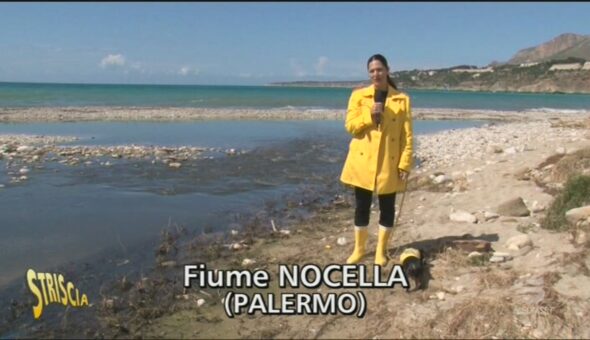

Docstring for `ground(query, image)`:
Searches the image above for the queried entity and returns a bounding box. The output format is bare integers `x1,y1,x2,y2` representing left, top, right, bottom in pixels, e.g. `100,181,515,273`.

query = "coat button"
391,118,396,122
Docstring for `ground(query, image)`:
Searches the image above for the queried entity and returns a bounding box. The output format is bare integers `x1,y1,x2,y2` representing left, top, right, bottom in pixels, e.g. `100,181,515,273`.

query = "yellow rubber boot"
375,225,392,266
346,227,368,264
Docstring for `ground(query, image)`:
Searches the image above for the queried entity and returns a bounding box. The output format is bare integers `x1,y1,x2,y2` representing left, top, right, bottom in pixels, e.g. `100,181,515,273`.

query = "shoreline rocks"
565,206,590,226
0,134,251,186
495,197,531,217
505,234,533,250
0,106,588,123
449,210,478,223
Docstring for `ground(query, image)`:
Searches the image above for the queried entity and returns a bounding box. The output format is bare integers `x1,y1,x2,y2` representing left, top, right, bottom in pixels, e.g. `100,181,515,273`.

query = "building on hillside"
549,63,582,71
452,67,494,73
582,61,590,70
519,62,539,67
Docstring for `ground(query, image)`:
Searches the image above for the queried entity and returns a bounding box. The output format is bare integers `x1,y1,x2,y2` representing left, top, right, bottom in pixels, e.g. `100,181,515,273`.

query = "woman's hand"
398,169,409,182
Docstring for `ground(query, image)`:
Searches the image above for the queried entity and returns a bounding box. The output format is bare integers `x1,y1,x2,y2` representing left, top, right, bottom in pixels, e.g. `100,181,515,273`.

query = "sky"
1,2,589,85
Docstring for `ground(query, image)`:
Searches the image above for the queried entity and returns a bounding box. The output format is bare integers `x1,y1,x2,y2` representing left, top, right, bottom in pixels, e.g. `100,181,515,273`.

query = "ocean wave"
414,107,518,115
524,107,589,114
415,107,590,116
275,105,335,111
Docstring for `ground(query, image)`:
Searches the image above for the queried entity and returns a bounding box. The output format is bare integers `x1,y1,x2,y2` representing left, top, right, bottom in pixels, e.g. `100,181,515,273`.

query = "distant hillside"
270,33,590,94
392,60,590,94
269,81,368,88
271,59,590,94
507,33,590,64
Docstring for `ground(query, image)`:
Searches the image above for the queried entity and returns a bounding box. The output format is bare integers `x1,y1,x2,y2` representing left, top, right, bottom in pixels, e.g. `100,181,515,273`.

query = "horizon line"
0,80,281,87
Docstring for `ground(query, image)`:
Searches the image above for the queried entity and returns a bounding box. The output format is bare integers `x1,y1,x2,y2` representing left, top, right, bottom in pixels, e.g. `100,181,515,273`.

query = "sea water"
1,81,588,296
2,82,590,112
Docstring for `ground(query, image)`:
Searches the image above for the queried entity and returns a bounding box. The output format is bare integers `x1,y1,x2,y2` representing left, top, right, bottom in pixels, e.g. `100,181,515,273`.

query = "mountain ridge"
507,33,590,64
270,33,590,94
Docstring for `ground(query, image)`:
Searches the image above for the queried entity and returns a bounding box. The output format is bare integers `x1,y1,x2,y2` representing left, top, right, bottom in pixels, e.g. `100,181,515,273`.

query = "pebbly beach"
1,105,588,123
1,104,590,338
126,112,590,339
3,3,590,337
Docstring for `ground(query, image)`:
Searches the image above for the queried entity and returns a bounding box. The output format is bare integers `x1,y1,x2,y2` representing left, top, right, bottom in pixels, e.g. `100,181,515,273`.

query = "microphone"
373,90,388,127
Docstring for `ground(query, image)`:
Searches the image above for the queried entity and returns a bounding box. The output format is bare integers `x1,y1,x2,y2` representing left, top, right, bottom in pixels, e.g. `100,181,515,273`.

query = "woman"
340,54,413,266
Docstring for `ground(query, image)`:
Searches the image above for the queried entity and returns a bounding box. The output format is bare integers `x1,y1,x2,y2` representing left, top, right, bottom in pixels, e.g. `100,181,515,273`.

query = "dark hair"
367,54,398,90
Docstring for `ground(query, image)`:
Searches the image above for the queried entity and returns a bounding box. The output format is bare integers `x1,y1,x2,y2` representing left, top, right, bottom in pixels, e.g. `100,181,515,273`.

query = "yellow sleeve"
398,96,413,172
344,90,373,136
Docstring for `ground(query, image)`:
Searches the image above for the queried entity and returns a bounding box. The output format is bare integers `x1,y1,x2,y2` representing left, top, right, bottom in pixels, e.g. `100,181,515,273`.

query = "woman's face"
368,60,389,88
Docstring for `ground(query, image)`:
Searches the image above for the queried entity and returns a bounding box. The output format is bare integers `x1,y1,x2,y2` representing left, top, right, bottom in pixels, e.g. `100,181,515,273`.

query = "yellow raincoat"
340,84,413,194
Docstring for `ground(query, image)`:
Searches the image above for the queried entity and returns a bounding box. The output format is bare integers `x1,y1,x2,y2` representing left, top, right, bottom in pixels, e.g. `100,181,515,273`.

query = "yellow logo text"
26,269,89,319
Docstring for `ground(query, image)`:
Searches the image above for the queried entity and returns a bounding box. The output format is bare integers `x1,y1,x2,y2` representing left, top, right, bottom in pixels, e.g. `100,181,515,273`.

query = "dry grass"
510,299,577,338
520,270,590,338
418,270,575,338
537,153,566,170
476,269,518,289
436,247,472,268
558,248,590,276
550,147,590,183
437,297,525,338
433,246,493,269
408,175,454,193
539,272,566,319
386,267,587,339
542,175,590,231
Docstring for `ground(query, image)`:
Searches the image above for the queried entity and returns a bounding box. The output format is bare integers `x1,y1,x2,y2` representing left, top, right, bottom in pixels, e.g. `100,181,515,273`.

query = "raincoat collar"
358,84,400,98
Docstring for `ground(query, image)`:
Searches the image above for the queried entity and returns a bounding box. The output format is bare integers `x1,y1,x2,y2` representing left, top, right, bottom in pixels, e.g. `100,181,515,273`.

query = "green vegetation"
542,175,590,231
270,58,590,93
271,34,590,93
391,58,589,93
468,252,491,266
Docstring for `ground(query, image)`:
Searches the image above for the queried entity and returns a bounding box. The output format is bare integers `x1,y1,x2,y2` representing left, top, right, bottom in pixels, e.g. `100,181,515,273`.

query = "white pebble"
242,258,256,267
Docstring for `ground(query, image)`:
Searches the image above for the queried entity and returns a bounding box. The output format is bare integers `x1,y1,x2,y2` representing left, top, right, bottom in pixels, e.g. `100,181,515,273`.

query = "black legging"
354,187,396,228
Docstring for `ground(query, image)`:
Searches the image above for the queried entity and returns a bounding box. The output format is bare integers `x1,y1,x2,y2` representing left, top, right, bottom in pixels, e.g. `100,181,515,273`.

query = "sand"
97,113,590,338
2,109,590,338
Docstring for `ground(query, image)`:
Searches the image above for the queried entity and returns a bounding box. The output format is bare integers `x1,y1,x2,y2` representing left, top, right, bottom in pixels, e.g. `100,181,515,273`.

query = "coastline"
1,106,588,123
3,112,590,338
268,84,590,95
128,115,590,339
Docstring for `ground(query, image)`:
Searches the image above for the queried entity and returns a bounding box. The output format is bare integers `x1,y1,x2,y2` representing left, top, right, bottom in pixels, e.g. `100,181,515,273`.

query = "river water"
0,119,485,293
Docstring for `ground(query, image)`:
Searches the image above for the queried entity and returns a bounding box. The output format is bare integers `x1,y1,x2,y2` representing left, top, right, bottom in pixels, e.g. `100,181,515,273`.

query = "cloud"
178,66,200,76
179,66,190,76
289,57,330,78
314,56,329,76
100,54,126,68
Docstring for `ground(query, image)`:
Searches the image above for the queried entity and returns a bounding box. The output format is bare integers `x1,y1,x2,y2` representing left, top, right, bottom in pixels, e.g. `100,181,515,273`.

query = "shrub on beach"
550,147,590,183
542,175,590,231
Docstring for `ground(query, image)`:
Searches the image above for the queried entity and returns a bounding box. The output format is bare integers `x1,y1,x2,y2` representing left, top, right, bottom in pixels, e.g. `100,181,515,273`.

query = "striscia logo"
26,269,89,319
